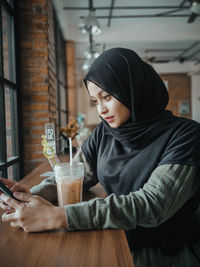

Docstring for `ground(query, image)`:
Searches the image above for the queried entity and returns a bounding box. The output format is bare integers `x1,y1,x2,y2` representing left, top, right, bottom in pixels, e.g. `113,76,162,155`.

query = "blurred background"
0,0,200,178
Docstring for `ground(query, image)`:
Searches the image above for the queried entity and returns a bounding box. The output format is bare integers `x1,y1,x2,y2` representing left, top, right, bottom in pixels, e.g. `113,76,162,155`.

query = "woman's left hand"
0,192,67,232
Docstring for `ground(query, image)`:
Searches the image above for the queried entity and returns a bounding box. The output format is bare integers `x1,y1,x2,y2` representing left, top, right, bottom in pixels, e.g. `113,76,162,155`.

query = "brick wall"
161,73,191,118
17,0,57,175
47,0,57,125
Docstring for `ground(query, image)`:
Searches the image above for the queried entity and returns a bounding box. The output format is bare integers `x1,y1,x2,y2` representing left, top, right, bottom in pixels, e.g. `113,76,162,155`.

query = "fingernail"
1,194,6,200
13,192,20,197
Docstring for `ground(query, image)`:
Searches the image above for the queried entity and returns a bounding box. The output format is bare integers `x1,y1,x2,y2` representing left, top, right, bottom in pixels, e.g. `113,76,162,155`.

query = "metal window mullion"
3,78,17,88
2,0,14,15
14,0,23,179
10,88,18,156
0,85,7,164
0,156,20,169
0,4,7,176
54,14,61,151
9,3,18,157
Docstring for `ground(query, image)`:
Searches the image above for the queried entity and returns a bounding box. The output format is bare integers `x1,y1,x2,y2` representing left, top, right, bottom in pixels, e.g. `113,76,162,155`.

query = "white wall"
191,74,200,123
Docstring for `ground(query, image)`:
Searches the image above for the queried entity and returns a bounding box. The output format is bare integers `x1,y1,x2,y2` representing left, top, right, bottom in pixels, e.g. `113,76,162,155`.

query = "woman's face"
87,81,131,128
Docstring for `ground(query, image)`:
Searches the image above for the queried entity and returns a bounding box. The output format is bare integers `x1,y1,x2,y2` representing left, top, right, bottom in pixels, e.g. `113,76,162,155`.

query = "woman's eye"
103,94,111,100
91,99,98,105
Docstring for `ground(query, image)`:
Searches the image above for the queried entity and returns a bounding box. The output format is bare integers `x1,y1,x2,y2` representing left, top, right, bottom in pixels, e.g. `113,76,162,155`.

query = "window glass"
0,84,6,164
60,111,67,127
5,85,19,160
0,168,7,178
0,170,4,177
7,164,13,178
2,6,16,82
60,85,67,111
0,1,21,180
0,15,2,76
6,0,14,8
7,162,20,180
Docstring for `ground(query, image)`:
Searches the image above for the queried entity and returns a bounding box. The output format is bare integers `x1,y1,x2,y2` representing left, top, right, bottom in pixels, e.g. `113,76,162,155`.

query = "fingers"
2,210,17,223
0,177,16,189
10,183,30,194
0,199,12,211
10,221,18,228
2,208,26,231
13,192,34,203
0,194,21,209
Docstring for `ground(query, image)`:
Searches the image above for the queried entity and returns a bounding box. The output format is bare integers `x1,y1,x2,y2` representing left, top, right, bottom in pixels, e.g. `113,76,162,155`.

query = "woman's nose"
98,103,107,114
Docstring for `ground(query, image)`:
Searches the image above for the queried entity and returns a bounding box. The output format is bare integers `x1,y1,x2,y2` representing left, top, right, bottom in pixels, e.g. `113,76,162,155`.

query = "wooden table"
0,158,134,267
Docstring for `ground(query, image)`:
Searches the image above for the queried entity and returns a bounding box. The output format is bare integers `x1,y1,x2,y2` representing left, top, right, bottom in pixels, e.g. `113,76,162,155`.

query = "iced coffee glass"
54,162,84,207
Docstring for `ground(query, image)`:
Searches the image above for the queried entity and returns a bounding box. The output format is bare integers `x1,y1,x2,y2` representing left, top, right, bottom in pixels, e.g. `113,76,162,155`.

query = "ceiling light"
82,50,100,71
82,58,94,70
79,10,101,35
84,46,100,59
191,1,200,14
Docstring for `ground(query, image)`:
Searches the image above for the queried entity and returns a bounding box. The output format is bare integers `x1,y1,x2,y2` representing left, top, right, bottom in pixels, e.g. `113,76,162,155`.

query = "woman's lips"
104,116,114,123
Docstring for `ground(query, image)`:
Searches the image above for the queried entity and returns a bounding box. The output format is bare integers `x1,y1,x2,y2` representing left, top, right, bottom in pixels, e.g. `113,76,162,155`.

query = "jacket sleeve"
65,164,200,231
30,174,58,204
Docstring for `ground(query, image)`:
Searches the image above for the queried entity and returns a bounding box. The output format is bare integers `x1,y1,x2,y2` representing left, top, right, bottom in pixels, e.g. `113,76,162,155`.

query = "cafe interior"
0,0,200,266
0,0,200,179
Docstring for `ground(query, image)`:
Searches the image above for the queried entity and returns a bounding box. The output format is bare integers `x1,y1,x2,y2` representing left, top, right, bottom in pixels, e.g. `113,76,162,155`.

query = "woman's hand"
1,192,67,232
0,177,29,194
0,177,30,211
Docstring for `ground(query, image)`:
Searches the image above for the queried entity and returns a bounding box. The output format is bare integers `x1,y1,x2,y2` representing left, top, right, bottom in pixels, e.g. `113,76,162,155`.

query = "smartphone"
0,180,21,202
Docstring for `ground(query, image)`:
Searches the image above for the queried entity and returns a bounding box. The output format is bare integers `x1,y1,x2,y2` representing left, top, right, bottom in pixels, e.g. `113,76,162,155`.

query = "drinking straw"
72,148,81,162
75,135,83,147
69,137,73,166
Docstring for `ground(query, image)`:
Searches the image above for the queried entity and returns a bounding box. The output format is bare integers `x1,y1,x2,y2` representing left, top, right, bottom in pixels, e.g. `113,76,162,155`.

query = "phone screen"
0,181,21,202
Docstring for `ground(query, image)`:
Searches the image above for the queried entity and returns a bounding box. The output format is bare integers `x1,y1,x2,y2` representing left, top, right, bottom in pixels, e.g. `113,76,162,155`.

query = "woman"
1,48,200,266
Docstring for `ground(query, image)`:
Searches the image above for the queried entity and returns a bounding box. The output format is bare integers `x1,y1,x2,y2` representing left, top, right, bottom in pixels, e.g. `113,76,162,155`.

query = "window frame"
0,0,23,180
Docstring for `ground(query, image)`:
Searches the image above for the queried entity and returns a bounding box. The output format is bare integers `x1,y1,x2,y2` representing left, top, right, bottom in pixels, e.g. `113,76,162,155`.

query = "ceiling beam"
107,0,115,27
155,8,185,16
80,14,196,19
175,41,200,60
145,49,184,53
63,6,189,11
179,0,188,7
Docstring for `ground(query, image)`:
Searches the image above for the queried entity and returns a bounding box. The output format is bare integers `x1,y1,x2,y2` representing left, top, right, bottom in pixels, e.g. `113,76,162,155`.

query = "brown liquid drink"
54,162,84,207
57,178,83,206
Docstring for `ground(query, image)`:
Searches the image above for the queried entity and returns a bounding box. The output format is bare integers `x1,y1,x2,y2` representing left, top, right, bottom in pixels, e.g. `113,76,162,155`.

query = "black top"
82,47,200,255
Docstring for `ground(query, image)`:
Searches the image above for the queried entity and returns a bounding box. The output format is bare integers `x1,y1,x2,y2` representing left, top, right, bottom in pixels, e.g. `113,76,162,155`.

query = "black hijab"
83,47,200,171
82,47,200,254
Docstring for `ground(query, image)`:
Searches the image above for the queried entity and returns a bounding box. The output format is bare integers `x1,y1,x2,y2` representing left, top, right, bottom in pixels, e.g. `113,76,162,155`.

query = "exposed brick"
24,151,43,160
17,0,67,176
31,50,48,58
34,40,47,49
20,41,33,49
23,103,49,111
31,76,44,84
23,111,49,119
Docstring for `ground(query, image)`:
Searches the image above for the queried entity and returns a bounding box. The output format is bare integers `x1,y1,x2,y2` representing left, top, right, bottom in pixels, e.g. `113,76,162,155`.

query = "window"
54,13,68,152
0,0,22,180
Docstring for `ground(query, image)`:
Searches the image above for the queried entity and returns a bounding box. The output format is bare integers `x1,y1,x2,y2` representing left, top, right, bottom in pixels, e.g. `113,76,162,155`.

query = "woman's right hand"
0,177,30,211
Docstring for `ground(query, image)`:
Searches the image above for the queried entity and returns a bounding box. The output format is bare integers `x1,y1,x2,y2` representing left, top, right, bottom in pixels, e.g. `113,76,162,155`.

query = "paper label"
45,123,56,156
